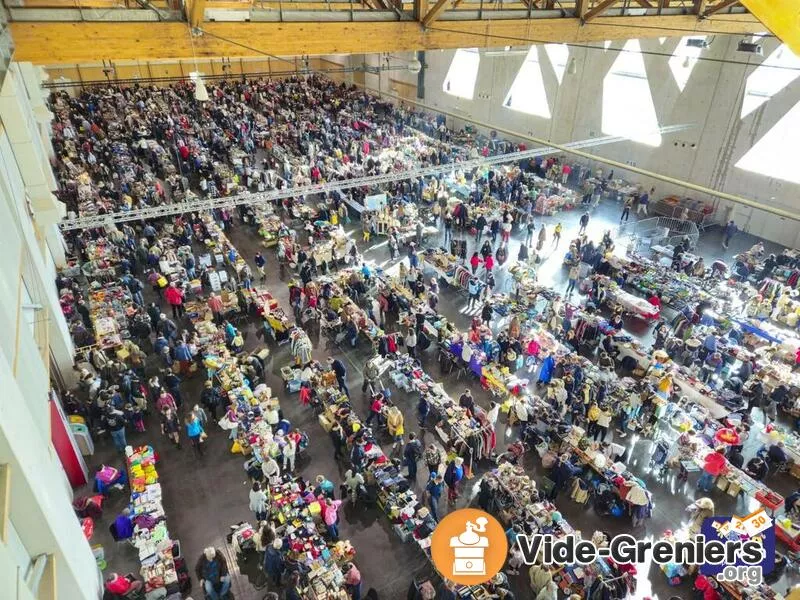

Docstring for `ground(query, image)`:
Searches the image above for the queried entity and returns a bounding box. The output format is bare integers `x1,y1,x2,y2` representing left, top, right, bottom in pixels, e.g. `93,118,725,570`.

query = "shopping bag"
230,440,243,454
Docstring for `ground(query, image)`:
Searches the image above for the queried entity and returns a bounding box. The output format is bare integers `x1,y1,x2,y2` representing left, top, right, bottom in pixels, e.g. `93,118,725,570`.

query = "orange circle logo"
430,508,509,585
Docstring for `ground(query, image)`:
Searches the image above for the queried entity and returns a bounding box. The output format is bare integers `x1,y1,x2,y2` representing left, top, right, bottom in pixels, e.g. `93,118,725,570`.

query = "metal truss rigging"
59,124,691,231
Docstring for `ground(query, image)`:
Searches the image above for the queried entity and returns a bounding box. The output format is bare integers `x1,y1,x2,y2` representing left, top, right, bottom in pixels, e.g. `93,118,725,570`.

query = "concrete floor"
81,196,798,600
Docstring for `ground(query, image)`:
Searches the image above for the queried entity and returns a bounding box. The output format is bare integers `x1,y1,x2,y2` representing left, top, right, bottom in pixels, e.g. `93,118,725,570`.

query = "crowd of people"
49,72,800,600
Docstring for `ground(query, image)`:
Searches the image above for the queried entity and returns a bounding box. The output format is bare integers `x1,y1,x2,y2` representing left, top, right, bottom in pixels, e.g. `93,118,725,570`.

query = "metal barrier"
653,200,718,232
625,216,699,255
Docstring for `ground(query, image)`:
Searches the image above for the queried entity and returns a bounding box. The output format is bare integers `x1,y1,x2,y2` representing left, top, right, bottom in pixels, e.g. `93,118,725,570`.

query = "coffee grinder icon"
450,517,490,576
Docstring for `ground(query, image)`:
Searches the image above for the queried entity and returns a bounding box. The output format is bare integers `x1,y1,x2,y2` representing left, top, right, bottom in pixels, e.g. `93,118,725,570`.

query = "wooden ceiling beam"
583,0,619,22
9,15,765,64
420,0,450,27
702,0,740,17
187,0,206,28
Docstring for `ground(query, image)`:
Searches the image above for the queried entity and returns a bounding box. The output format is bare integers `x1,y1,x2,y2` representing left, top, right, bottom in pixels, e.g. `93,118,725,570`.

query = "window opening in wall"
668,36,706,92
602,39,662,147
503,46,551,118
442,48,480,100
741,44,800,118
736,98,800,184
544,44,569,85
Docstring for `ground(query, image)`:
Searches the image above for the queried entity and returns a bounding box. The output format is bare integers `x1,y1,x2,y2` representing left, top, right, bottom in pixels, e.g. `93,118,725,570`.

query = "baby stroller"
320,314,343,350
496,440,529,465
649,439,671,477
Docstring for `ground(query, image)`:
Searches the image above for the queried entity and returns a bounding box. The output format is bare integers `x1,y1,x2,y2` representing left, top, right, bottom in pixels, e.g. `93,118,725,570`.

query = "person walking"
424,443,443,478
525,216,535,246
343,563,362,600
501,220,512,246
405,328,417,359
283,436,297,473
444,457,464,504
323,497,343,540
263,539,285,587
103,406,128,452
254,252,266,281
328,357,350,397
637,189,650,215
386,406,405,451
249,482,268,521
537,225,547,252
403,432,422,482
164,283,185,319
196,548,231,600
161,407,181,448
620,196,632,222
552,223,562,248
467,277,481,310
722,220,738,249
578,212,589,235
425,475,445,521
698,447,727,492
185,413,205,456
566,264,580,296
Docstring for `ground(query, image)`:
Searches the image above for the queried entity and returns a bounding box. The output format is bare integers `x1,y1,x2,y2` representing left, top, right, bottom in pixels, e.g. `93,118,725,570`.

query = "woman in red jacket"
698,448,727,492
469,252,483,274
164,283,185,319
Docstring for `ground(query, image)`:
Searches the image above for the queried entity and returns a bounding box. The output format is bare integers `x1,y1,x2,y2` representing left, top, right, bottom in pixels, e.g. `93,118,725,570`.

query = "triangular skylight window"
602,39,662,147
736,98,800,184
741,44,800,118
442,48,480,100
503,46,551,118
545,44,569,85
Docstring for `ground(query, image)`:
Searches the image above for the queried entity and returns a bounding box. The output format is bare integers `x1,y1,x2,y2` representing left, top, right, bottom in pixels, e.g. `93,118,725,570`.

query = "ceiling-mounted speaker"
737,41,763,55
686,38,710,48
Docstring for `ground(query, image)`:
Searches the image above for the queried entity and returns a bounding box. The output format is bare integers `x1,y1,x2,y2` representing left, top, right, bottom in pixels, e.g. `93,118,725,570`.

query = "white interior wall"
386,39,800,247
0,63,98,600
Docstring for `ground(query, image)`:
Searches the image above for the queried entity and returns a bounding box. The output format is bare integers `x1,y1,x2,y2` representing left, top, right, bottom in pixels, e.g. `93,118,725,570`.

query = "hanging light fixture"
190,71,209,102
407,59,422,74
568,57,577,75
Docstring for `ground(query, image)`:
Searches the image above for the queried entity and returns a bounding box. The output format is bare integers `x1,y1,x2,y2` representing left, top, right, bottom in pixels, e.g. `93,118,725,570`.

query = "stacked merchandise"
664,407,784,512
595,276,659,320
422,248,460,282
127,445,189,597
298,371,451,583
311,228,349,266
257,210,287,247
389,354,497,463
485,464,634,597
88,283,134,349
325,270,383,345
267,479,355,600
